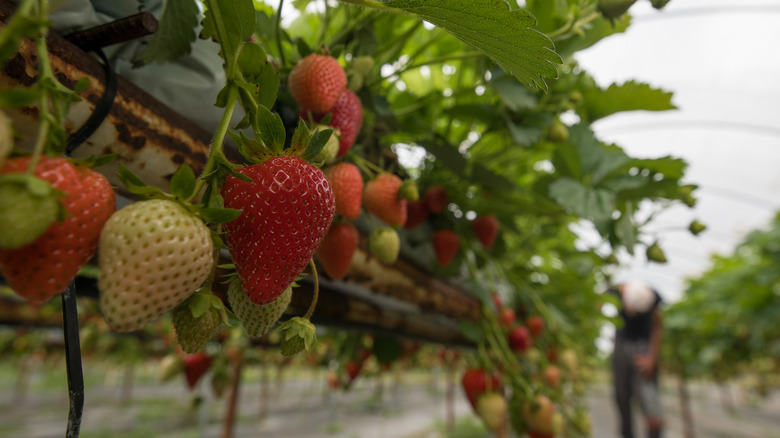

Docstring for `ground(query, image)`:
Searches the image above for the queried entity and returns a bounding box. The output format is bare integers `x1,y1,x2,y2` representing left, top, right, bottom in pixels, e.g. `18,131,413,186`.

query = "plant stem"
275,0,286,66
337,0,415,18
190,85,238,201
385,52,483,81
304,258,319,320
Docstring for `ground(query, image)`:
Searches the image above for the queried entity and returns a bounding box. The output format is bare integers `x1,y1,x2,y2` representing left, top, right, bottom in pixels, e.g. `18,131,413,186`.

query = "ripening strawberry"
0,156,115,303
317,89,363,157
316,222,359,280
508,326,533,352
432,230,459,267
404,200,428,229
323,162,362,220
476,392,508,432
289,54,347,113
363,173,407,227
527,315,545,338
228,278,292,338
461,368,502,409
423,186,449,214
221,156,335,304
98,199,214,332
471,215,499,249
183,352,212,390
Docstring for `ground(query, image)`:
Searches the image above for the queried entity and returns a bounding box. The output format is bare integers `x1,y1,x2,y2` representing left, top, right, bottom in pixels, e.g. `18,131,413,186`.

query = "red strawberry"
0,156,115,303
500,307,516,328
432,230,459,267
183,352,212,389
423,186,448,213
222,156,335,304
306,90,363,157
346,360,362,382
323,162,362,220
362,173,407,227
546,346,558,363
461,368,502,408
99,199,214,332
527,315,545,338
508,326,533,352
404,200,428,229
289,54,347,113
316,222,358,280
471,215,499,249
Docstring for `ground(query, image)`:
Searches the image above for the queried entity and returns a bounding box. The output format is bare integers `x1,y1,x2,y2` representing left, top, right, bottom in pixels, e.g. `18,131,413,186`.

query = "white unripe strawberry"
98,199,213,332
228,279,291,338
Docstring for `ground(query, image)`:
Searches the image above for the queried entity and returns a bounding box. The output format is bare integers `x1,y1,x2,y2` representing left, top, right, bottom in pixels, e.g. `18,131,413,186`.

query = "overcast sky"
576,0,780,302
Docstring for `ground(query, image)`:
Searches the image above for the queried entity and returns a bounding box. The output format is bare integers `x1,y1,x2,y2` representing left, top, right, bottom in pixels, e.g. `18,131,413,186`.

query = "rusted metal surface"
0,1,213,194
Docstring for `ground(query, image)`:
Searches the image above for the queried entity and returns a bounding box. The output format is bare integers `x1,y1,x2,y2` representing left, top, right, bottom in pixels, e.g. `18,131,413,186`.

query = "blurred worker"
609,280,664,438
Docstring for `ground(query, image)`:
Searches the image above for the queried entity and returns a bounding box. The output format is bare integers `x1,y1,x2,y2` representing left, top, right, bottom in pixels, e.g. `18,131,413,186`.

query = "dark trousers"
612,337,662,438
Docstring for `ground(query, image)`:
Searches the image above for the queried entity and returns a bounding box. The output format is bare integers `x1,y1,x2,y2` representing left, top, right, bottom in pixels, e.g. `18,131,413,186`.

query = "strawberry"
508,326,533,353
368,227,400,265
527,315,545,338
306,89,363,157
227,278,292,337
471,215,499,249
171,291,226,353
500,307,516,328
546,346,558,363
423,186,448,213
432,230,459,267
404,200,428,229
210,366,231,398
543,365,561,389
0,156,115,303
289,54,347,113
362,173,407,227
159,354,184,382
323,162,362,220
98,199,213,332
316,222,358,279
346,360,362,382
522,395,556,435
183,352,212,390
221,156,335,305
476,392,508,432
461,368,502,408
598,0,637,19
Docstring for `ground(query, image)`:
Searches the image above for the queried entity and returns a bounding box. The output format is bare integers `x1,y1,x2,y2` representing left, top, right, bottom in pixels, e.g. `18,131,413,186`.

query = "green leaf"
568,124,629,185
456,320,484,343
170,164,196,200
380,0,561,89
199,207,243,224
629,156,687,180
68,154,118,169
117,164,166,199
300,127,333,162
548,177,614,224
201,0,257,77
133,0,199,66
579,81,676,122
491,75,538,111
506,120,541,147
0,88,41,108
615,211,636,254
253,105,286,154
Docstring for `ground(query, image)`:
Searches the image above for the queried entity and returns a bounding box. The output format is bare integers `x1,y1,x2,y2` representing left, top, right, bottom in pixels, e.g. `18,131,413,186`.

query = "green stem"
326,8,374,47
275,0,286,66
349,153,384,178
304,259,319,320
190,84,238,201
385,52,483,80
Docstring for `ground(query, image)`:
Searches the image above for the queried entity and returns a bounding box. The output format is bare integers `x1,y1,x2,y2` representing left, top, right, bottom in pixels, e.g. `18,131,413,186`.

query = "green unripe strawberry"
476,392,508,432
547,122,569,143
228,279,292,338
398,180,419,202
688,220,706,236
650,0,671,9
0,174,61,249
646,242,667,263
369,227,400,265
172,291,227,353
210,365,231,398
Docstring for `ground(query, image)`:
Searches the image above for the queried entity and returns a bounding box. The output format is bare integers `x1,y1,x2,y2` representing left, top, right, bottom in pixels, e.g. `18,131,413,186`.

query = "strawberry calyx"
274,258,320,357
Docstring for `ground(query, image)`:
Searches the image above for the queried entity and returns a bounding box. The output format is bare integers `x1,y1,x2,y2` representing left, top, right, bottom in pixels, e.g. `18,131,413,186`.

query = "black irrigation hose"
65,48,117,156
61,282,84,438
